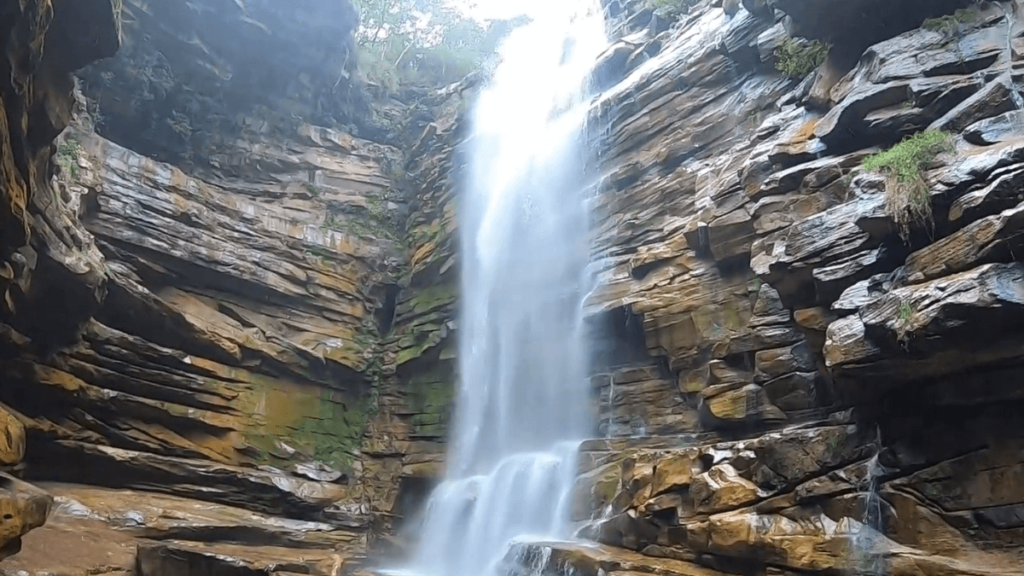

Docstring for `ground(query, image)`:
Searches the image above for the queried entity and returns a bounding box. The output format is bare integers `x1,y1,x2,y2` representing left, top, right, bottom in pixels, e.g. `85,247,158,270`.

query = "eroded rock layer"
0,0,461,571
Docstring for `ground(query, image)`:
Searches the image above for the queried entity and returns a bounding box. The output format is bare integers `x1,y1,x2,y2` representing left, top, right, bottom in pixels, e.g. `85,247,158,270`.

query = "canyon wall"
0,0,462,572
559,0,1024,575
3,0,1024,574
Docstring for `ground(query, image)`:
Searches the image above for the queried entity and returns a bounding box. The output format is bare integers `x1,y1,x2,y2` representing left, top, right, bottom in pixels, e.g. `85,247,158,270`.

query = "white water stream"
402,5,607,576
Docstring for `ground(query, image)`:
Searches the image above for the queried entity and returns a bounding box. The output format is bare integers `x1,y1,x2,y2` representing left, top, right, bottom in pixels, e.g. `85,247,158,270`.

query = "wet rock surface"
76,0,371,165
0,0,457,569
0,484,356,575
563,0,1024,573
0,0,120,559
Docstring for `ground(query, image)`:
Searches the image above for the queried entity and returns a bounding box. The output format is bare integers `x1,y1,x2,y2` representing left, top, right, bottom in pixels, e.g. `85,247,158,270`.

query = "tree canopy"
352,0,526,91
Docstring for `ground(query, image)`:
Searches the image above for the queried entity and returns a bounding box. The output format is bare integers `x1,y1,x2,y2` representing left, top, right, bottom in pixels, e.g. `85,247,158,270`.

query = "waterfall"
403,5,608,576
849,428,889,576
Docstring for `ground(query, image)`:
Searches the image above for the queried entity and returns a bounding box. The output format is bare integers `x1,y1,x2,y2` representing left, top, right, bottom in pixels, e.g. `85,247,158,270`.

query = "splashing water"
403,5,608,576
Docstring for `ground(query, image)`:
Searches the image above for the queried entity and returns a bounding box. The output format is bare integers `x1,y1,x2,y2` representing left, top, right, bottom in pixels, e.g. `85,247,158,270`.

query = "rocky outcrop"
551,0,1024,574
3,484,355,576
0,0,464,570
360,81,471,545
0,0,120,559
76,0,371,166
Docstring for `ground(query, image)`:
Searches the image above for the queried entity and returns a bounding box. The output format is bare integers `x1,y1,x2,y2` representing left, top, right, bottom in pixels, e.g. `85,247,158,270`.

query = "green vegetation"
774,38,829,78
861,130,954,237
238,372,376,474
352,0,525,91
406,369,454,438
897,301,914,324
896,300,916,342
303,182,321,197
922,7,979,34
646,0,691,18
320,192,402,241
55,138,82,181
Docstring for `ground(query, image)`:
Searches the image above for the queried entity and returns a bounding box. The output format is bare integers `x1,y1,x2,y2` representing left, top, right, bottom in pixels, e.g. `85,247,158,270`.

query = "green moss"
405,370,454,438
401,284,457,316
396,335,441,365
320,192,403,243
775,38,829,78
304,182,321,197
861,130,954,237
56,138,82,181
645,0,691,18
290,392,374,471
239,372,375,474
922,7,978,34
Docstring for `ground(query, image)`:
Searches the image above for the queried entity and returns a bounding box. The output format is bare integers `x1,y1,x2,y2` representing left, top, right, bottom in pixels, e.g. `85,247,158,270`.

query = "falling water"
606,373,616,438
405,5,607,576
849,429,889,576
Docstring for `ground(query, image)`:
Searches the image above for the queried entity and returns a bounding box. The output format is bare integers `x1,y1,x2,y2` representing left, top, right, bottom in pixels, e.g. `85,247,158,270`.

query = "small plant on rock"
861,130,954,238
775,38,829,78
646,0,691,19
895,300,915,343
922,7,979,35
55,139,82,181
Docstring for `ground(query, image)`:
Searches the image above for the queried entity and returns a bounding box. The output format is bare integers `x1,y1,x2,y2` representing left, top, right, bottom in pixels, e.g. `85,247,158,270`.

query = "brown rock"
794,306,837,331
0,406,25,466
0,483,361,575
136,541,347,576
754,341,815,382
649,453,699,497
690,464,761,513
702,384,787,426
825,263,1024,381
571,462,624,521
0,474,52,561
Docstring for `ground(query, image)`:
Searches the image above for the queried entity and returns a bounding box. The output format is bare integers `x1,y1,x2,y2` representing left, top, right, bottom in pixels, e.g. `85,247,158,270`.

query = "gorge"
1,0,1024,575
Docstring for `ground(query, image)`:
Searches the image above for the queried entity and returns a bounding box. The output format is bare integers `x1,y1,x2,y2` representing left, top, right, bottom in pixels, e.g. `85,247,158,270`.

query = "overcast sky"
451,0,545,21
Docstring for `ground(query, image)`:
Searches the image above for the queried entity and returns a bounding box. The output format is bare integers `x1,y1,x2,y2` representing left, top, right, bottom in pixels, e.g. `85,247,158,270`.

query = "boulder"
701,384,787,427
0,406,25,466
690,464,761,513
964,111,1024,146
0,474,52,561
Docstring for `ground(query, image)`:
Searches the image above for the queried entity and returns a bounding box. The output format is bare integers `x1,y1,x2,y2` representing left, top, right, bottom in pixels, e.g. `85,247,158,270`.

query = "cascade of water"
402,5,608,576
850,429,889,576
1004,14,1024,110
606,373,616,438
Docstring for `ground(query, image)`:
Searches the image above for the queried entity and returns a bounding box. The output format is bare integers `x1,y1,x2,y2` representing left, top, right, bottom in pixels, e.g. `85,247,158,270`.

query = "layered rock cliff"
560,0,1024,574
0,0,120,562
0,0,460,572
3,0,1024,574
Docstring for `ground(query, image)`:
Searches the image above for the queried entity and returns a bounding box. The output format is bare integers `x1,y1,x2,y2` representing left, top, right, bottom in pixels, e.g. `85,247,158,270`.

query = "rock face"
553,0,1024,574
0,0,119,559
76,0,370,165
0,0,461,571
